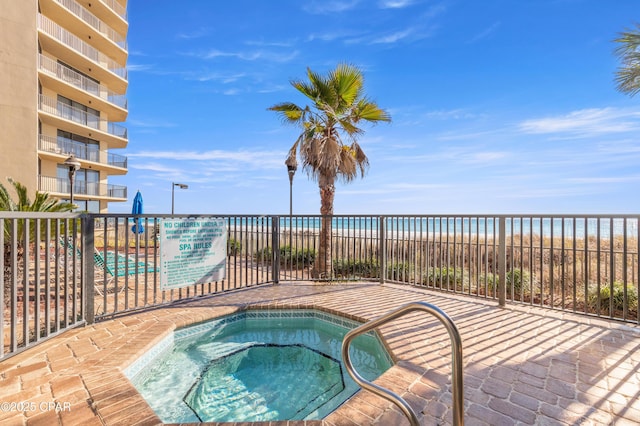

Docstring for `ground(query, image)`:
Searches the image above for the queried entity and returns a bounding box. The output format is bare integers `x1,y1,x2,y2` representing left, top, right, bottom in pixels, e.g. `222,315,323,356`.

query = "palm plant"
1,178,74,296
0,177,75,213
614,23,640,96
269,64,391,278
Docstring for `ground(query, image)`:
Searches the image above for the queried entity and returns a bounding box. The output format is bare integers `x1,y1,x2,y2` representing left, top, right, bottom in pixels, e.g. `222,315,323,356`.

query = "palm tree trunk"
312,174,335,279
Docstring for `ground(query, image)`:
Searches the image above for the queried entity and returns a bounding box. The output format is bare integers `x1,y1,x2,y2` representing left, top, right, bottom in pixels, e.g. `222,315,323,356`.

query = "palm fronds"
614,23,640,97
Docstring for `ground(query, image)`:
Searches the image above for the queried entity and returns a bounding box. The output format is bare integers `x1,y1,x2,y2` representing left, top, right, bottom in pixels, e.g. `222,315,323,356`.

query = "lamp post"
171,182,188,215
63,154,81,208
287,164,296,217
286,163,297,254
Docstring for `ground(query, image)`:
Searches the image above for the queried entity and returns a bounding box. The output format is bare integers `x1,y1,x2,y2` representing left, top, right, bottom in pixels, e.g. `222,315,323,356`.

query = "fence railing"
38,94,128,140
2,213,638,361
1,213,86,360
53,0,127,49
38,176,127,199
37,14,127,79
102,0,127,20
38,54,127,108
39,134,128,169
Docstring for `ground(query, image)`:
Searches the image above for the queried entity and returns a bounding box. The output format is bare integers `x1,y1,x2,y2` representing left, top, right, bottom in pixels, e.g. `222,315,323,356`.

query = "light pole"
287,163,296,217
286,162,297,253
63,154,81,208
171,182,188,215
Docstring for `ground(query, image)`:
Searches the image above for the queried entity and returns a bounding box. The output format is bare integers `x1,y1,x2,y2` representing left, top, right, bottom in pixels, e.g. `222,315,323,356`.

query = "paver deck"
0,282,638,425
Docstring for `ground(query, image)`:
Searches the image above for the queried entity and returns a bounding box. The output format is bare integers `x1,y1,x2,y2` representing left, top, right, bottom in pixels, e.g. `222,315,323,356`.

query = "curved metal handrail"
341,301,464,426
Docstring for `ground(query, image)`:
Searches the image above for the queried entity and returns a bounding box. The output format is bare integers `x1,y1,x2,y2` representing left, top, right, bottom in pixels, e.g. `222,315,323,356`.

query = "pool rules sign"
159,218,227,290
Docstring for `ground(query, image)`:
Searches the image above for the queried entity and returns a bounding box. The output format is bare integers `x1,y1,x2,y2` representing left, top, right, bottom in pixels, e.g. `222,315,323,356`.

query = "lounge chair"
59,238,157,295
93,249,157,295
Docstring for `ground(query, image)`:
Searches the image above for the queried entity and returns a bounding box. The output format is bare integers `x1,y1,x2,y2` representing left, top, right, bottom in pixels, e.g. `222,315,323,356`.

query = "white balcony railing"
39,134,128,168
102,0,127,20
54,0,127,49
38,54,127,109
37,14,127,80
39,175,127,198
39,94,128,140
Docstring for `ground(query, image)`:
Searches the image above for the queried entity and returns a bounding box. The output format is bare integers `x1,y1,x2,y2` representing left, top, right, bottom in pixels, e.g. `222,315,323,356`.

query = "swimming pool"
125,309,394,423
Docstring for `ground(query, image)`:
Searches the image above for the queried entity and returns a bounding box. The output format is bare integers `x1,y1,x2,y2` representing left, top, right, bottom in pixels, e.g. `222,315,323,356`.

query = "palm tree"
614,23,640,97
0,177,75,213
1,178,74,296
269,63,391,279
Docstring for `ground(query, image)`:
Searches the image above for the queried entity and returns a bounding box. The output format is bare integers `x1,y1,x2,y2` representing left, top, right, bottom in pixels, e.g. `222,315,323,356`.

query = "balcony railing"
102,0,127,20
38,175,127,199
39,94,128,140
39,134,127,168
38,54,127,108
107,122,127,139
38,14,127,80
53,0,127,49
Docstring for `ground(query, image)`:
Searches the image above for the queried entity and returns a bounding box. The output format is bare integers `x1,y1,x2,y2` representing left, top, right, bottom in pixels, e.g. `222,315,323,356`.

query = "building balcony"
37,13,127,93
38,54,127,121
38,134,127,174
38,94,128,148
74,0,128,36
40,0,127,59
39,175,127,201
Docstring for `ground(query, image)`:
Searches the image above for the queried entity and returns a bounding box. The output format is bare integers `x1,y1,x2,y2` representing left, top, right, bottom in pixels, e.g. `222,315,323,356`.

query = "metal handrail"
341,301,464,426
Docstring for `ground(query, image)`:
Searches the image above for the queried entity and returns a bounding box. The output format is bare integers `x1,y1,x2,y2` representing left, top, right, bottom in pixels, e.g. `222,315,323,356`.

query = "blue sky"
112,0,640,215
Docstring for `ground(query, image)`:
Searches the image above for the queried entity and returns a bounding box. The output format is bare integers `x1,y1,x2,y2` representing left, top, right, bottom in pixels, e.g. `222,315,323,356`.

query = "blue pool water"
125,309,393,423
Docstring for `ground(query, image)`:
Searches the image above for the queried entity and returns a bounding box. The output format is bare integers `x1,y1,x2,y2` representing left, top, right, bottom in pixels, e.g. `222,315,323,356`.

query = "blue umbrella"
131,190,144,234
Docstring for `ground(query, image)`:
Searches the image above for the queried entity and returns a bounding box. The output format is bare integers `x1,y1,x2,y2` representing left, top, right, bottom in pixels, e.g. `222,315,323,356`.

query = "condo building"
0,0,128,212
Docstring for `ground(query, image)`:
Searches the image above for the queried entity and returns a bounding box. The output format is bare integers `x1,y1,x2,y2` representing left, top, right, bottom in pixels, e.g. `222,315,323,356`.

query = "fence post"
272,216,280,284
82,215,95,324
498,216,506,307
379,216,386,284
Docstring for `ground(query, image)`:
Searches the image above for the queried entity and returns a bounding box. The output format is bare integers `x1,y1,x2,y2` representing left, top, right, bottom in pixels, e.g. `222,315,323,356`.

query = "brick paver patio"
0,282,638,425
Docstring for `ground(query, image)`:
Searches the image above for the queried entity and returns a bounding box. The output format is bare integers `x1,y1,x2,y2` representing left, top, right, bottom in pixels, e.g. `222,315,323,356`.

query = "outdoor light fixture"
286,163,297,217
171,182,189,215
286,162,297,260
63,154,81,207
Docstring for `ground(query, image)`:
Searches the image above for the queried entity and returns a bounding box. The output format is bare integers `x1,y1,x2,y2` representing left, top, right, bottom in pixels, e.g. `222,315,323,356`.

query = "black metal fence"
2,213,638,361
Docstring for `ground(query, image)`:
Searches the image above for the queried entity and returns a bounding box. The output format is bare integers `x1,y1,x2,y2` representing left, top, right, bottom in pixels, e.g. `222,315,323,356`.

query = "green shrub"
387,262,412,280
481,269,532,297
506,269,531,294
253,246,272,263
423,267,467,289
254,245,316,267
588,281,638,312
227,238,242,256
280,245,316,267
333,259,379,278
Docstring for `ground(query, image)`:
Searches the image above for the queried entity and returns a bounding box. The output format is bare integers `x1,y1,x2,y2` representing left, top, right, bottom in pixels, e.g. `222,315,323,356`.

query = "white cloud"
379,0,416,9
424,109,484,120
371,28,414,44
127,119,176,128
307,30,364,43
468,22,501,43
127,63,154,72
129,162,182,173
566,176,640,184
303,0,360,14
201,49,298,63
519,107,640,137
193,72,247,83
176,27,210,40
128,149,284,169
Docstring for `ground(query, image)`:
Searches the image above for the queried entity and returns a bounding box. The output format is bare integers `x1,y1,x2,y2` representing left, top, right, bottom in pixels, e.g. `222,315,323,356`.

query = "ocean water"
110,215,639,240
